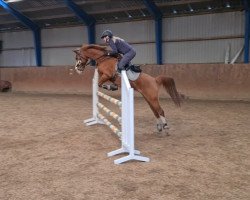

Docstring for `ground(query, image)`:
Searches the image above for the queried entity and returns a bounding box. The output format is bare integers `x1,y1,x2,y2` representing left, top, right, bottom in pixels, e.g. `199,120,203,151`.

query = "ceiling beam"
64,0,95,26
0,0,42,66
0,0,108,14
143,0,162,64
0,0,39,30
64,0,96,44
157,0,212,6
143,0,162,19
0,0,212,17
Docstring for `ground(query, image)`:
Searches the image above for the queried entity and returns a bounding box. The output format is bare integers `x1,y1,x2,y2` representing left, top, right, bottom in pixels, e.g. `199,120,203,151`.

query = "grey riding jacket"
108,37,136,69
108,38,134,55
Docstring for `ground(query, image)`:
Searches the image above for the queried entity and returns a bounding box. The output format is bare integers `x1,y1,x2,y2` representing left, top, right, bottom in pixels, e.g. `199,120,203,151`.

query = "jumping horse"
73,44,181,133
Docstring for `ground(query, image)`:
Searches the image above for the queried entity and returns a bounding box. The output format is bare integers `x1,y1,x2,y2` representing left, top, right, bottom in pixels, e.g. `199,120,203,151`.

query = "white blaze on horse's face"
74,49,88,74
74,60,84,74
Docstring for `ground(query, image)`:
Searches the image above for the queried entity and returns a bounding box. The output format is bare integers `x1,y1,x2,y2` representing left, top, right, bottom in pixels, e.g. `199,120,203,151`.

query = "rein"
84,53,115,67
93,54,107,65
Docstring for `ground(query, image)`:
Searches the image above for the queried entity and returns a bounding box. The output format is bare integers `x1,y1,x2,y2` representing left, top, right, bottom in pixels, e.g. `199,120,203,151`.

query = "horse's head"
73,48,89,74
73,44,117,74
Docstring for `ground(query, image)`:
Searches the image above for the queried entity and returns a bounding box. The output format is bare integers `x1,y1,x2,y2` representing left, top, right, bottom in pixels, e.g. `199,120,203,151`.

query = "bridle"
74,50,110,74
74,54,89,74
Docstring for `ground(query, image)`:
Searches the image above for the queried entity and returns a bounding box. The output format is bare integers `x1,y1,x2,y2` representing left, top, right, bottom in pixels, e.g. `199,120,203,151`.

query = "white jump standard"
84,69,150,164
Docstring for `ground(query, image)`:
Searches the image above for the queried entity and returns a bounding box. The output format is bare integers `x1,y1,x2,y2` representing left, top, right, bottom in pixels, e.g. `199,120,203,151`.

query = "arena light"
140,10,146,17
125,11,132,19
188,4,194,12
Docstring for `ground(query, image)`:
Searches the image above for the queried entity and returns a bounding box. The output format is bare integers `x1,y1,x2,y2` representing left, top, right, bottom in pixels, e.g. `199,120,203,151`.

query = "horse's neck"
85,48,117,75
98,58,117,76
86,51,102,60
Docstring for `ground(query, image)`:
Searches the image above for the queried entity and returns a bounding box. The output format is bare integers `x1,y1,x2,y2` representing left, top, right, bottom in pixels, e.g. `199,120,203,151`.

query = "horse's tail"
156,75,181,107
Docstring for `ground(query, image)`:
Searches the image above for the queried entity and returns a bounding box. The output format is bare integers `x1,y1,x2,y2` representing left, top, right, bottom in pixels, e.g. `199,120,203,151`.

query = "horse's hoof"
102,84,109,90
156,124,163,133
163,123,169,129
110,84,118,91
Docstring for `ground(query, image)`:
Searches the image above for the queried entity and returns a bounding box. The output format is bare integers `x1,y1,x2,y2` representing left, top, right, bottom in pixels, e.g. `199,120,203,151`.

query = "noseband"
74,52,108,74
74,55,89,74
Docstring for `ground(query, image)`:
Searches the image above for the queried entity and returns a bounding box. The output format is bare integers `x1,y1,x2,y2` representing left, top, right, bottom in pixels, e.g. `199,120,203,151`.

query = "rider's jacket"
108,37,135,55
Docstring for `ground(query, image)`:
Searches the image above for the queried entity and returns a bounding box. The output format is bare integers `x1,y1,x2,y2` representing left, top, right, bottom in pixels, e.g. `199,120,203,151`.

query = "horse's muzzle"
74,60,85,74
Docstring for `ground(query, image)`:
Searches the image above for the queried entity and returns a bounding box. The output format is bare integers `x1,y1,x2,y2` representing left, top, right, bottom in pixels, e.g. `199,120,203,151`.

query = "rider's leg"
117,50,136,73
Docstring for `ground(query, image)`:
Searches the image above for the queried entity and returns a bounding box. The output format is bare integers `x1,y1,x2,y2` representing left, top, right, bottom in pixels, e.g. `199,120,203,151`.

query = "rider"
101,30,136,73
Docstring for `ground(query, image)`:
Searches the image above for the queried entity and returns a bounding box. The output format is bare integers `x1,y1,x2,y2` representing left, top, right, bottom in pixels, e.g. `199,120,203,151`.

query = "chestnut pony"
74,44,181,132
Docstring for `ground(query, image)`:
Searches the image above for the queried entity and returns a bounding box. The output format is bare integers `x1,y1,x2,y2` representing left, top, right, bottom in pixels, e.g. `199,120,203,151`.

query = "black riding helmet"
101,30,113,39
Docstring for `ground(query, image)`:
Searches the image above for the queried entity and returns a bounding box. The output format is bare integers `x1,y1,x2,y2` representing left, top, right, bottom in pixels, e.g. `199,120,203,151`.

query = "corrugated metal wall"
0,11,245,66
42,27,88,66
0,31,35,66
163,11,244,63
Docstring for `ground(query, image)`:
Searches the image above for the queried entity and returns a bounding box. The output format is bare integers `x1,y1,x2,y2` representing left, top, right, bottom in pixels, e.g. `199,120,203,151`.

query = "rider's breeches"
118,49,136,71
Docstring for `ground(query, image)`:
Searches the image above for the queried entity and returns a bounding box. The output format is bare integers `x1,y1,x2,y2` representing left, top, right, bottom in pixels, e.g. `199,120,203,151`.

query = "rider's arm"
107,39,118,56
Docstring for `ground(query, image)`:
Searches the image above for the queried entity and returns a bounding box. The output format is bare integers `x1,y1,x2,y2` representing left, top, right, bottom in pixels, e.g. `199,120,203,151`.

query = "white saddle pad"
126,70,140,81
115,65,140,81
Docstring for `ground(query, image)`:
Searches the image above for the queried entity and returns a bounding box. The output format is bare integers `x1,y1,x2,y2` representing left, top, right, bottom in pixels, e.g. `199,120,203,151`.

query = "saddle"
125,64,142,73
107,52,142,73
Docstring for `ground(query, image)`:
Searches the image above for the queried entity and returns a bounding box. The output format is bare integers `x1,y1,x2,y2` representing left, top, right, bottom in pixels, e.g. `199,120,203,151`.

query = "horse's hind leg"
142,95,168,133
153,102,169,132
157,106,169,130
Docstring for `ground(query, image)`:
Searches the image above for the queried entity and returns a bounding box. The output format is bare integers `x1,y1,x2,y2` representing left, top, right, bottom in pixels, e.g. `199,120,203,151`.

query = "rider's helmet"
101,30,113,39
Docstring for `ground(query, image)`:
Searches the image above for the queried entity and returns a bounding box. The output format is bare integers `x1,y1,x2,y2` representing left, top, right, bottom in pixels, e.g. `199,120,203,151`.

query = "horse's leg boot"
102,84,118,91
110,84,118,91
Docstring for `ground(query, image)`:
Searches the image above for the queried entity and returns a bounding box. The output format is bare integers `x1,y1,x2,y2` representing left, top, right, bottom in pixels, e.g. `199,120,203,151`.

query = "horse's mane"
81,44,107,52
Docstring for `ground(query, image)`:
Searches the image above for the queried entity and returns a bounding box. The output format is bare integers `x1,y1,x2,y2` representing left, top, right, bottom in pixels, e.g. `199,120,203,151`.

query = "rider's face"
102,36,109,43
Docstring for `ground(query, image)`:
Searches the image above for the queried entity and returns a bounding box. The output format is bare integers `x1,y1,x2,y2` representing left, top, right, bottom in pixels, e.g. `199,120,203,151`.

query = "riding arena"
0,0,249,199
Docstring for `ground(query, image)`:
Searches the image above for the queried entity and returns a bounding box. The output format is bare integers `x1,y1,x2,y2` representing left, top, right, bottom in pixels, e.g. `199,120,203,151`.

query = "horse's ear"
73,48,80,55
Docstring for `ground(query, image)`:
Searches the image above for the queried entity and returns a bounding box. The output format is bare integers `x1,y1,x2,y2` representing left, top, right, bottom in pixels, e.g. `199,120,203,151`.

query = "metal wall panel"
163,11,244,40
162,11,245,63
96,20,155,44
42,47,76,66
163,38,244,63
41,26,88,66
42,26,88,46
0,11,246,66
0,30,33,48
0,49,35,66
133,43,156,64
0,31,35,66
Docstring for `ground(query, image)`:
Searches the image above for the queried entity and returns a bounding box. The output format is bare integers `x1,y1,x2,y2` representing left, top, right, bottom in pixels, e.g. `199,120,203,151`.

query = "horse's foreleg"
98,74,111,88
98,73,120,91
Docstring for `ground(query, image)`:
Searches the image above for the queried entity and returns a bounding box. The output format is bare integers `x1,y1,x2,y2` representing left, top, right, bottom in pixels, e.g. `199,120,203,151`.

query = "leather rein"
79,52,110,67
